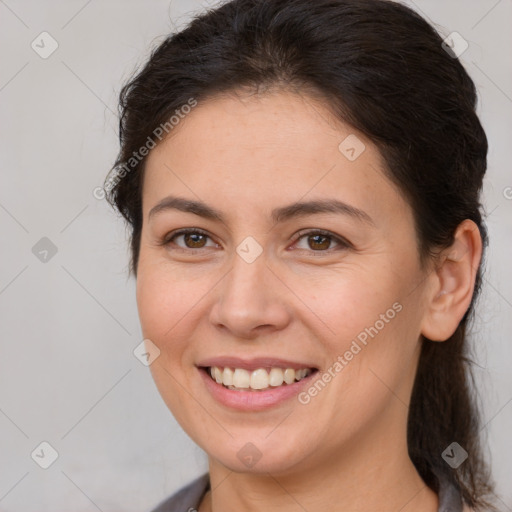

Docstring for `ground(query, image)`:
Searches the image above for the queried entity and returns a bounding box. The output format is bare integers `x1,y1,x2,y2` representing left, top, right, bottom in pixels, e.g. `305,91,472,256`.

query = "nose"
209,249,291,339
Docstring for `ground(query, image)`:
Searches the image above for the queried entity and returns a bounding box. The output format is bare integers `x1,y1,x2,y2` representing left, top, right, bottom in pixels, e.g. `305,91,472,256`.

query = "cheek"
298,284,419,449
289,261,407,344
291,259,422,394
135,265,206,427
136,264,198,359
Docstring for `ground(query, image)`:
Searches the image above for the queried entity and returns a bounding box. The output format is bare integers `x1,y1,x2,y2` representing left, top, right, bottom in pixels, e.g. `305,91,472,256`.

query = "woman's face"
137,90,434,475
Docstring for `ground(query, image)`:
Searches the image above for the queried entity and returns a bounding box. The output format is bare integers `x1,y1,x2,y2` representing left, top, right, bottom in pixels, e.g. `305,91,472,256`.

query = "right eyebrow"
149,196,224,222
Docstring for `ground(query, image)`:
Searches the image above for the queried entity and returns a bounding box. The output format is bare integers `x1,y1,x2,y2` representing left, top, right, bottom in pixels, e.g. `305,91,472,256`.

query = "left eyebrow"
271,199,375,226
148,195,375,227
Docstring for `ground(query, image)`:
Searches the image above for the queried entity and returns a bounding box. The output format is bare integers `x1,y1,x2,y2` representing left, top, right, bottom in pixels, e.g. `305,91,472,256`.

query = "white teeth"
232,369,250,388
222,367,234,386
208,366,313,391
295,369,307,380
283,368,295,384
214,367,223,384
269,367,284,387
250,368,269,389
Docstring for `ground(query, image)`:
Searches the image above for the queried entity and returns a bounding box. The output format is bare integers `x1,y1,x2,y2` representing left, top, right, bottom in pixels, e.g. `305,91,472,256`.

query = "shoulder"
149,473,210,512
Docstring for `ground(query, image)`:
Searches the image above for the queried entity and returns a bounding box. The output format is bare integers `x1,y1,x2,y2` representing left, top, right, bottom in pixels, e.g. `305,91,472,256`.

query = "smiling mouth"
201,366,318,392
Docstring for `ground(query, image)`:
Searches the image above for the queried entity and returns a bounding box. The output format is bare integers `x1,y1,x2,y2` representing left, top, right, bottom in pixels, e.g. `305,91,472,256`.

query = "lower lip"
198,367,317,411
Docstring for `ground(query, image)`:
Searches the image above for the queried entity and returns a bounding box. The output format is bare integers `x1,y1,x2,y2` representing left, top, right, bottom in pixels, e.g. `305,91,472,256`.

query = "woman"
104,0,498,510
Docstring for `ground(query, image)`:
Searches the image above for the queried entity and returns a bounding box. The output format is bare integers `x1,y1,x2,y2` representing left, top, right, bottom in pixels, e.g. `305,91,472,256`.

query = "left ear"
420,219,483,342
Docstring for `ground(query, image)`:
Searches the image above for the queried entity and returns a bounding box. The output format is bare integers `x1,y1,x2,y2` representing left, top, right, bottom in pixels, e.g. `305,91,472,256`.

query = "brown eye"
182,232,207,248
307,234,331,250
293,230,350,252
162,229,217,250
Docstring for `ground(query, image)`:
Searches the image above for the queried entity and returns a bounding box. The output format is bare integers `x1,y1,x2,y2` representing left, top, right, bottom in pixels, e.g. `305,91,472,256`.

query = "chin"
202,434,316,476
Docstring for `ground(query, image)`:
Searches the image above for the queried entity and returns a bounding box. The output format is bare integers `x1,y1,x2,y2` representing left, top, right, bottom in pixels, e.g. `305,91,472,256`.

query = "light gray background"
0,0,511,510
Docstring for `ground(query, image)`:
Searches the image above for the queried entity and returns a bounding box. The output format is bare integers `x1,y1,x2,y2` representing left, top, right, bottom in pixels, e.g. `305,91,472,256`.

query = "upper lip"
196,356,318,372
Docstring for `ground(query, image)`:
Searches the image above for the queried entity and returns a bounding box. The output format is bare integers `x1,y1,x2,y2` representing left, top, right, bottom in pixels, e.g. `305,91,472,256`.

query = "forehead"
142,91,411,228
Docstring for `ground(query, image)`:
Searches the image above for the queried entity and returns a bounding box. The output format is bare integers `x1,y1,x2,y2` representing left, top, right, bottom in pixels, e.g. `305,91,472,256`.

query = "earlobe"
421,219,483,342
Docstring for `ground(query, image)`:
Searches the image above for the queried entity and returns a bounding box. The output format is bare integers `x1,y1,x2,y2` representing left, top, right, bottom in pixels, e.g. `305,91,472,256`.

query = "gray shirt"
149,472,465,512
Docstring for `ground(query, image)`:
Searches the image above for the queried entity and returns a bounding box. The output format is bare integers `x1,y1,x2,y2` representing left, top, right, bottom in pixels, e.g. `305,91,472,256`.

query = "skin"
136,89,482,512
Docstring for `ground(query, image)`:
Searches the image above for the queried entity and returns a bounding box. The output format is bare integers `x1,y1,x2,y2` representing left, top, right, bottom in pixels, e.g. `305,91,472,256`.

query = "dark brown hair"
105,0,497,509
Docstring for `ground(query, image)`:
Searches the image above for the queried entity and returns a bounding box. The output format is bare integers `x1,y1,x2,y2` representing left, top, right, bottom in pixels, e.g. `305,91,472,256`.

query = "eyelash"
159,228,351,253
